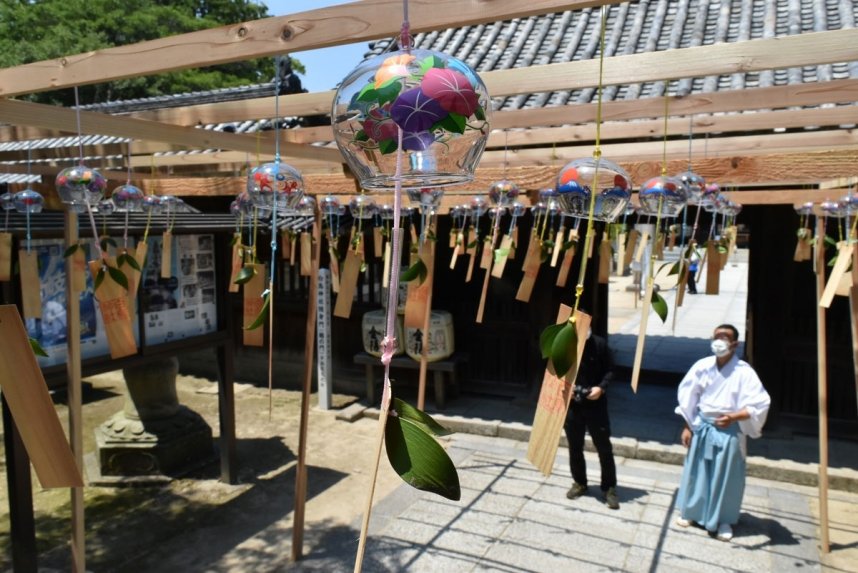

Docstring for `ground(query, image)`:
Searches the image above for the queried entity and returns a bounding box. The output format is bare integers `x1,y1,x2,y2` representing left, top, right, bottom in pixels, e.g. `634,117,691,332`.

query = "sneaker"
676,516,693,527
716,523,733,542
604,487,620,510
566,483,588,500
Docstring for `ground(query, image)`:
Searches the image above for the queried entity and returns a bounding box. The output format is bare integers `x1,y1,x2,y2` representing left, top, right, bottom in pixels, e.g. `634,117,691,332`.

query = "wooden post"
292,216,322,562
64,211,85,573
814,218,830,553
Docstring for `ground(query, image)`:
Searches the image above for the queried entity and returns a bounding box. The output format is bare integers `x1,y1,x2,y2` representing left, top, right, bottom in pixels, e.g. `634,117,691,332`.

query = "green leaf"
100,236,117,252
651,291,669,323
244,292,270,331
828,255,838,267
466,240,478,249
474,105,486,122
419,55,445,73
433,112,466,134
539,322,566,359
493,246,510,264
122,253,141,271
229,234,240,247
106,265,129,290
378,138,398,155
356,83,378,103
233,265,256,285
354,129,369,142
392,398,453,437
400,258,428,285
94,267,105,291
385,409,460,501
550,322,579,378
375,79,403,106
562,240,577,252
29,337,49,357
717,246,728,254
824,235,837,247
63,244,80,258
360,262,368,273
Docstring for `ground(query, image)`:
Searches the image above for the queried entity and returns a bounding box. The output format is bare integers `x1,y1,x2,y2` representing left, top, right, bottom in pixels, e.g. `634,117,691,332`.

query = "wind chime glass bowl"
349,195,378,219
700,184,720,212
555,157,632,222
246,162,304,212
639,175,687,218
1,192,14,211
112,184,144,212
469,195,489,217
379,204,395,220
55,165,107,204
332,49,491,191
794,202,814,217
406,187,444,209
319,195,341,216
839,195,858,216
295,195,316,217
677,171,706,205
510,201,527,218
820,199,845,218
97,199,116,216
14,189,44,213
142,195,163,215
488,180,520,206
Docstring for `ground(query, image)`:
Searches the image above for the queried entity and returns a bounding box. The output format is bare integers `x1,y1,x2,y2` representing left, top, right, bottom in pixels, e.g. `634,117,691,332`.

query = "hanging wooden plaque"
229,237,242,293
281,230,292,260
19,250,41,319
631,276,655,393
705,240,721,294
449,231,464,269
615,232,626,276
821,243,854,307
509,226,518,260
622,230,640,271
333,250,362,319
160,231,172,279
598,233,612,284
556,229,578,288
300,232,312,277
794,229,812,262
381,241,392,289
526,306,591,476
290,234,298,264
0,232,11,281
405,242,434,329
668,229,677,251
88,260,137,359
634,231,650,264
0,306,83,488
329,245,341,294
242,263,265,347
480,236,494,270
71,245,87,293
373,227,383,259
491,235,514,279
515,234,542,303
550,226,565,267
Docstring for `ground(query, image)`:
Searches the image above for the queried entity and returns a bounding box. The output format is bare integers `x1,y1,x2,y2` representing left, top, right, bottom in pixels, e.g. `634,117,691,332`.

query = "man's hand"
586,386,603,400
681,427,692,448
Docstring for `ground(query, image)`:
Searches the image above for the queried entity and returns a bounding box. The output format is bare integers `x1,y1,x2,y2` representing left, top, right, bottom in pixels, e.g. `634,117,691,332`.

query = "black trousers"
564,401,617,491
687,268,698,293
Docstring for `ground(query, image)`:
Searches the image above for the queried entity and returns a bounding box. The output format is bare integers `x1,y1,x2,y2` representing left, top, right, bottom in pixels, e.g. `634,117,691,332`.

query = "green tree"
0,0,305,105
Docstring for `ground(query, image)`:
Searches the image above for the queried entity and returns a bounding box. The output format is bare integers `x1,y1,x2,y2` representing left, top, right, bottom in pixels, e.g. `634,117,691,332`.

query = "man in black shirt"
563,328,619,509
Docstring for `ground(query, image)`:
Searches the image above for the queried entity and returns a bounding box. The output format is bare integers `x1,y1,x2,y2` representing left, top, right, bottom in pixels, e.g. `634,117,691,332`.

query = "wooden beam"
0,0,619,97
818,175,858,190
0,99,343,163
0,140,180,163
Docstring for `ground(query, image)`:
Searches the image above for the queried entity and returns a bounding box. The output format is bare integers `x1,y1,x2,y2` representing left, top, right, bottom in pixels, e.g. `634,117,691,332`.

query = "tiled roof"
369,0,858,111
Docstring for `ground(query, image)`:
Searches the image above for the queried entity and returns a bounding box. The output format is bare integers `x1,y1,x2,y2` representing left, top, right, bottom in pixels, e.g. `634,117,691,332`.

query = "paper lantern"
332,49,490,190
556,157,632,222
639,175,687,218
55,165,107,204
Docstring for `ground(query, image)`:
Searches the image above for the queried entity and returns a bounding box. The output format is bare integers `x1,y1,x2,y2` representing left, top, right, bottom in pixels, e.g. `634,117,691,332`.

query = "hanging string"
123,141,132,249
74,86,104,262
571,5,609,316
25,143,33,251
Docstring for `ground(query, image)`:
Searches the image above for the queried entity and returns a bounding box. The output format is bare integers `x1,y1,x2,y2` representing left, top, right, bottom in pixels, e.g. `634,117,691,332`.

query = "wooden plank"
242,263,265,347
0,306,83,488
630,276,655,393
814,218,830,553
0,99,343,163
515,234,542,302
526,306,591,475
820,244,853,308
705,240,721,295
0,233,11,282
333,249,361,319
818,175,858,190
88,259,137,359
416,240,437,411
0,0,618,98
19,250,42,319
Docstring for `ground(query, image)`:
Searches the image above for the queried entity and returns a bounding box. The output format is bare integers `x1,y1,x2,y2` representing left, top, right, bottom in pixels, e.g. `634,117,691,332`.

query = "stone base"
95,405,214,479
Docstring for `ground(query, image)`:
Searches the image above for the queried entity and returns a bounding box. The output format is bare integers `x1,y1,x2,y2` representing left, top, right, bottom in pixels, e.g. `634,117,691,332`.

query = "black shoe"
604,487,620,510
566,482,588,500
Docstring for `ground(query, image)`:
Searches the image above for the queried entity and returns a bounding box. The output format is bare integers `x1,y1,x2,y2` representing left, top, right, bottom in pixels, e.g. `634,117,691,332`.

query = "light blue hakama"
676,417,745,533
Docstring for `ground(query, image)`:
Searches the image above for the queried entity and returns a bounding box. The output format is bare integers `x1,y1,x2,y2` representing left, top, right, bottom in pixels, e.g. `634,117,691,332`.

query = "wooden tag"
381,241,392,289
160,231,172,279
333,250,362,319
448,227,457,248
89,259,137,359
71,245,87,293
491,235,513,279
509,226,518,259
675,260,689,308
480,236,494,269
373,227,383,259
281,230,292,260
556,238,577,288
515,235,542,303
465,243,477,283
449,231,464,269
329,246,341,294
631,276,655,393
705,240,721,295
19,250,41,319
622,230,639,271
404,242,434,329
634,231,649,263
526,306,591,476
465,228,476,255
290,234,298,264
794,229,812,261
0,232,11,281
654,233,665,260
0,306,83,488
550,226,565,267
668,230,677,251
598,233,612,284
300,232,312,277
615,232,626,276
242,263,265,347
229,237,243,293
586,229,595,259
820,243,854,308
410,224,418,245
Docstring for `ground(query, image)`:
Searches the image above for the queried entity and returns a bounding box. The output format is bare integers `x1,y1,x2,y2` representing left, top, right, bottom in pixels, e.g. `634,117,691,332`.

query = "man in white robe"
675,323,771,542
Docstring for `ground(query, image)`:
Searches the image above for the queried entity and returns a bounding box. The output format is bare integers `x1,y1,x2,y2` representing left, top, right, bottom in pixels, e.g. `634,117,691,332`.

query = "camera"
573,385,591,403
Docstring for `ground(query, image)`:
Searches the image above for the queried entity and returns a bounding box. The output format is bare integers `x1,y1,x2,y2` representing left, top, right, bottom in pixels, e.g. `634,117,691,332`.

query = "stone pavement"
290,433,857,572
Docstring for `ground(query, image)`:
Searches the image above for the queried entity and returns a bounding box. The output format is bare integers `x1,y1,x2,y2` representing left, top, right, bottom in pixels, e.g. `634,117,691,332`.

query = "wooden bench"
353,352,467,409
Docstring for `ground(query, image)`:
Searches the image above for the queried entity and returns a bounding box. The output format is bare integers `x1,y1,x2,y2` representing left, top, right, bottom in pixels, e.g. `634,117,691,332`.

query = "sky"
261,1,371,92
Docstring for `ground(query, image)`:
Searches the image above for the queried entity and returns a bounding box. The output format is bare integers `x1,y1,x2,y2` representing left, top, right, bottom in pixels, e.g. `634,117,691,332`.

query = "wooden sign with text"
333,250,361,319
405,242,434,329
0,306,83,488
794,229,812,262
616,232,626,276
526,306,591,476
89,260,137,359
705,240,721,295
242,263,266,347
622,230,640,271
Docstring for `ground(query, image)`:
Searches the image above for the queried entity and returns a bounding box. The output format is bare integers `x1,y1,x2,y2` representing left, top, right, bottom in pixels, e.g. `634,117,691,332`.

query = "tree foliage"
0,0,304,105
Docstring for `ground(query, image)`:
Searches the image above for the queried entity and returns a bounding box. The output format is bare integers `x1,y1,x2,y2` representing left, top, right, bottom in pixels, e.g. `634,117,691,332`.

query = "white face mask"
711,339,731,357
